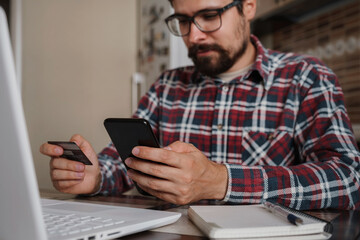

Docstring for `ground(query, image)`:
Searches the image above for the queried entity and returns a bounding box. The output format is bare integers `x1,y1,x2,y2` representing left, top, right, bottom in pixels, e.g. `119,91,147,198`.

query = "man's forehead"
172,0,232,14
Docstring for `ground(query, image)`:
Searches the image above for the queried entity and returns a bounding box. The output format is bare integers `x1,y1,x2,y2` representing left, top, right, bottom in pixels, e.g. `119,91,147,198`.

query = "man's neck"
217,63,253,82
225,40,256,73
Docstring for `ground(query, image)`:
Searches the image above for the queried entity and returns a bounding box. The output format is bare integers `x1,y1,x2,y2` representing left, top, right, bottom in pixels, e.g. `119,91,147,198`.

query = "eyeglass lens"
168,10,221,36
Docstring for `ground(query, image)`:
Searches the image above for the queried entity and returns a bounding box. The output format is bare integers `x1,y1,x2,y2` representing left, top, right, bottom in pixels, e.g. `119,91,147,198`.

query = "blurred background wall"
21,0,136,190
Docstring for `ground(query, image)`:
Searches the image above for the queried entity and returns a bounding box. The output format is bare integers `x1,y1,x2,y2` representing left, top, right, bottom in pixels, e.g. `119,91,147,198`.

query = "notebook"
188,204,332,239
0,7,180,240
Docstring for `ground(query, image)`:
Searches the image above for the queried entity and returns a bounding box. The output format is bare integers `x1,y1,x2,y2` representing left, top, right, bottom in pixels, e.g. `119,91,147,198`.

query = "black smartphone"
103,118,160,196
47,141,92,165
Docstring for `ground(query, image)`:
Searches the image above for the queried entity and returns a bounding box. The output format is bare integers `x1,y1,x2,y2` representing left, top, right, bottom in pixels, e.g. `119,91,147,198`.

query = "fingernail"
54,147,62,154
76,172,84,178
125,158,131,165
132,147,140,155
76,164,85,171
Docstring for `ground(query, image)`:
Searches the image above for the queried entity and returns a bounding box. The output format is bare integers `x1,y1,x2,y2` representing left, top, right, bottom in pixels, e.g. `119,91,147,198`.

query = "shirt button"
268,133,274,140
222,85,229,92
217,124,223,130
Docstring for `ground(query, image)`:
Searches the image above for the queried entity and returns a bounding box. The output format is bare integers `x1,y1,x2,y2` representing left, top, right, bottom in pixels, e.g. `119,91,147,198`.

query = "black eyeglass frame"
165,1,242,37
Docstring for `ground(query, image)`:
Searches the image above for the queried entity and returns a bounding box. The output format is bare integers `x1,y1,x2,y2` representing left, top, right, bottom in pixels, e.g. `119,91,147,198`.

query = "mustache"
188,44,224,58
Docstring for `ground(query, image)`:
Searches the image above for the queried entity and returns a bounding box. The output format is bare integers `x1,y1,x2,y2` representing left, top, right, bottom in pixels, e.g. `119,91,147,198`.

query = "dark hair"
168,0,244,14
235,0,244,15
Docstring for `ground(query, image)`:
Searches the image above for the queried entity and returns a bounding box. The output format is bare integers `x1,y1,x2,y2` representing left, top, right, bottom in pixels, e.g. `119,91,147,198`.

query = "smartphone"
103,118,160,196
47,141,92,165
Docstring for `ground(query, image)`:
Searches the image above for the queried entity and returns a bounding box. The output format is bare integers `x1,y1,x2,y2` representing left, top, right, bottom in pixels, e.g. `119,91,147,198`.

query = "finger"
125,157,180,181
128,171,194,205
70,134,86,149
53,180,83,191
51,169,85,181
70,134,95,154
131,147,181,167
127,169,175,193
50,158,85,172
165,141,197,153
40,143,63,157
69,134,97,165
137,184,180,204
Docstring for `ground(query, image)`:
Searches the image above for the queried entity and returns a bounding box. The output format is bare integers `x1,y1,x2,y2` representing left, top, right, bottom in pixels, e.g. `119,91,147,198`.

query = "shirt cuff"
219,163,232,202
222,164,265,204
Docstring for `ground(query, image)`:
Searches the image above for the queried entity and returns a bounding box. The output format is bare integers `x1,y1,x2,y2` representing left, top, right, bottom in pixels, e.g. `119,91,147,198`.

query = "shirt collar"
244,35,271,91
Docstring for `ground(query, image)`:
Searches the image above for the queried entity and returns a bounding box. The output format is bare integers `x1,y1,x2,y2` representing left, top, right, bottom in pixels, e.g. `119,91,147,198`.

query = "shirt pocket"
241,130,293,166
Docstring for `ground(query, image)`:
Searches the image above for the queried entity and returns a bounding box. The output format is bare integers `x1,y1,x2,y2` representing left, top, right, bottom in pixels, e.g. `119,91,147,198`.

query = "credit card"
48,141,92,165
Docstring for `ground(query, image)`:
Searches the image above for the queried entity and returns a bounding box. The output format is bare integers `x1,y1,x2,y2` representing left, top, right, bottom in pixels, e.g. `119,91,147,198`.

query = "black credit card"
48,141,92,165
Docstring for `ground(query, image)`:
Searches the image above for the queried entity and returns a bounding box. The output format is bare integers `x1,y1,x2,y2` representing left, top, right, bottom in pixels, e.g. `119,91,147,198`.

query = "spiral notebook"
188,203,332,239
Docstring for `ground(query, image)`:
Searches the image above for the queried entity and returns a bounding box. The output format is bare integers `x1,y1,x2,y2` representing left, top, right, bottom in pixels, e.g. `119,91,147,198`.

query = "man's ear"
243,0,257,21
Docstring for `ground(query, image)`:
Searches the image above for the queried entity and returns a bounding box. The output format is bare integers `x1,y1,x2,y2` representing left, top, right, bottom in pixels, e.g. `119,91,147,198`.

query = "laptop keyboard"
43,212,125,237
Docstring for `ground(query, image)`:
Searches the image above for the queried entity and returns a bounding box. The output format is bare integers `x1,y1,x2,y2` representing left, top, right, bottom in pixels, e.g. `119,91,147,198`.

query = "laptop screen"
0,7,47,240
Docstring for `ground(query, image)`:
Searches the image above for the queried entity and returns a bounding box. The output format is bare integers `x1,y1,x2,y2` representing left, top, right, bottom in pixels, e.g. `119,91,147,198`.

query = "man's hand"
125,141,228,205
40,134,101,195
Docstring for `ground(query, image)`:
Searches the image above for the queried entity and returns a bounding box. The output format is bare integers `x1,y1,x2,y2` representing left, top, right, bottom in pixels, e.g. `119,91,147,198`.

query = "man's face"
172,0,251,77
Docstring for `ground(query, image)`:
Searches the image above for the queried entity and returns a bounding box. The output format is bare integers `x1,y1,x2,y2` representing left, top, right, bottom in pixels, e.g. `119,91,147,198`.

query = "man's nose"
187,22,207,44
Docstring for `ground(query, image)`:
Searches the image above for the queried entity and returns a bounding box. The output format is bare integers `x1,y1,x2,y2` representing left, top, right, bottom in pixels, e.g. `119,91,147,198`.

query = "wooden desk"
40,190,360,240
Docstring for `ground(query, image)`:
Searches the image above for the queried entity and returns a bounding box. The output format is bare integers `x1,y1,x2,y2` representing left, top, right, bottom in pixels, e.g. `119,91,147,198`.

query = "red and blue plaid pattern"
97,35,360,210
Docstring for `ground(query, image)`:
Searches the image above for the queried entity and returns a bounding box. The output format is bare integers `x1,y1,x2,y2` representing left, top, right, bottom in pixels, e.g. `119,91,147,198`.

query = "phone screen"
103,118,160,195
104,118,159,160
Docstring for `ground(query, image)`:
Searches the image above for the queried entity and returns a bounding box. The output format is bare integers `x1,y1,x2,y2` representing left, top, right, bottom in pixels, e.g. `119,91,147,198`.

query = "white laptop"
0,7,180,240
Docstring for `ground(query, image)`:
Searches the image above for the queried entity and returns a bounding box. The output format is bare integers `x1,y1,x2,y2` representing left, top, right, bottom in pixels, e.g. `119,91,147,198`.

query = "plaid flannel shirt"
97,35,360,210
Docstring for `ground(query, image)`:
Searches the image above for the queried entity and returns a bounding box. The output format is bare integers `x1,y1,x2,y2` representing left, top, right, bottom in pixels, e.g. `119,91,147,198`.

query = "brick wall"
272,1,360,124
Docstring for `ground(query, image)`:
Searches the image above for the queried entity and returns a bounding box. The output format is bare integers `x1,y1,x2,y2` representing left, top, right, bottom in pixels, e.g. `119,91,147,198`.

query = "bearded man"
41,0,360,210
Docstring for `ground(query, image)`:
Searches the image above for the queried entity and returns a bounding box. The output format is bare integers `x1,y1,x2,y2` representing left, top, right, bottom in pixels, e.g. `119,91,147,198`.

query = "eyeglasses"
165,1,242,37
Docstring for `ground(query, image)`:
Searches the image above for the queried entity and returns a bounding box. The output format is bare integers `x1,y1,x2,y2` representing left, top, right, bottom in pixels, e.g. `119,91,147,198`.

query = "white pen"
264,202,304,226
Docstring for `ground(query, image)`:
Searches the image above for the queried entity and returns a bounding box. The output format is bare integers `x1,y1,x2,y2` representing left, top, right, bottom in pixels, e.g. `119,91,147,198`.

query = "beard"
188,39,248,77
